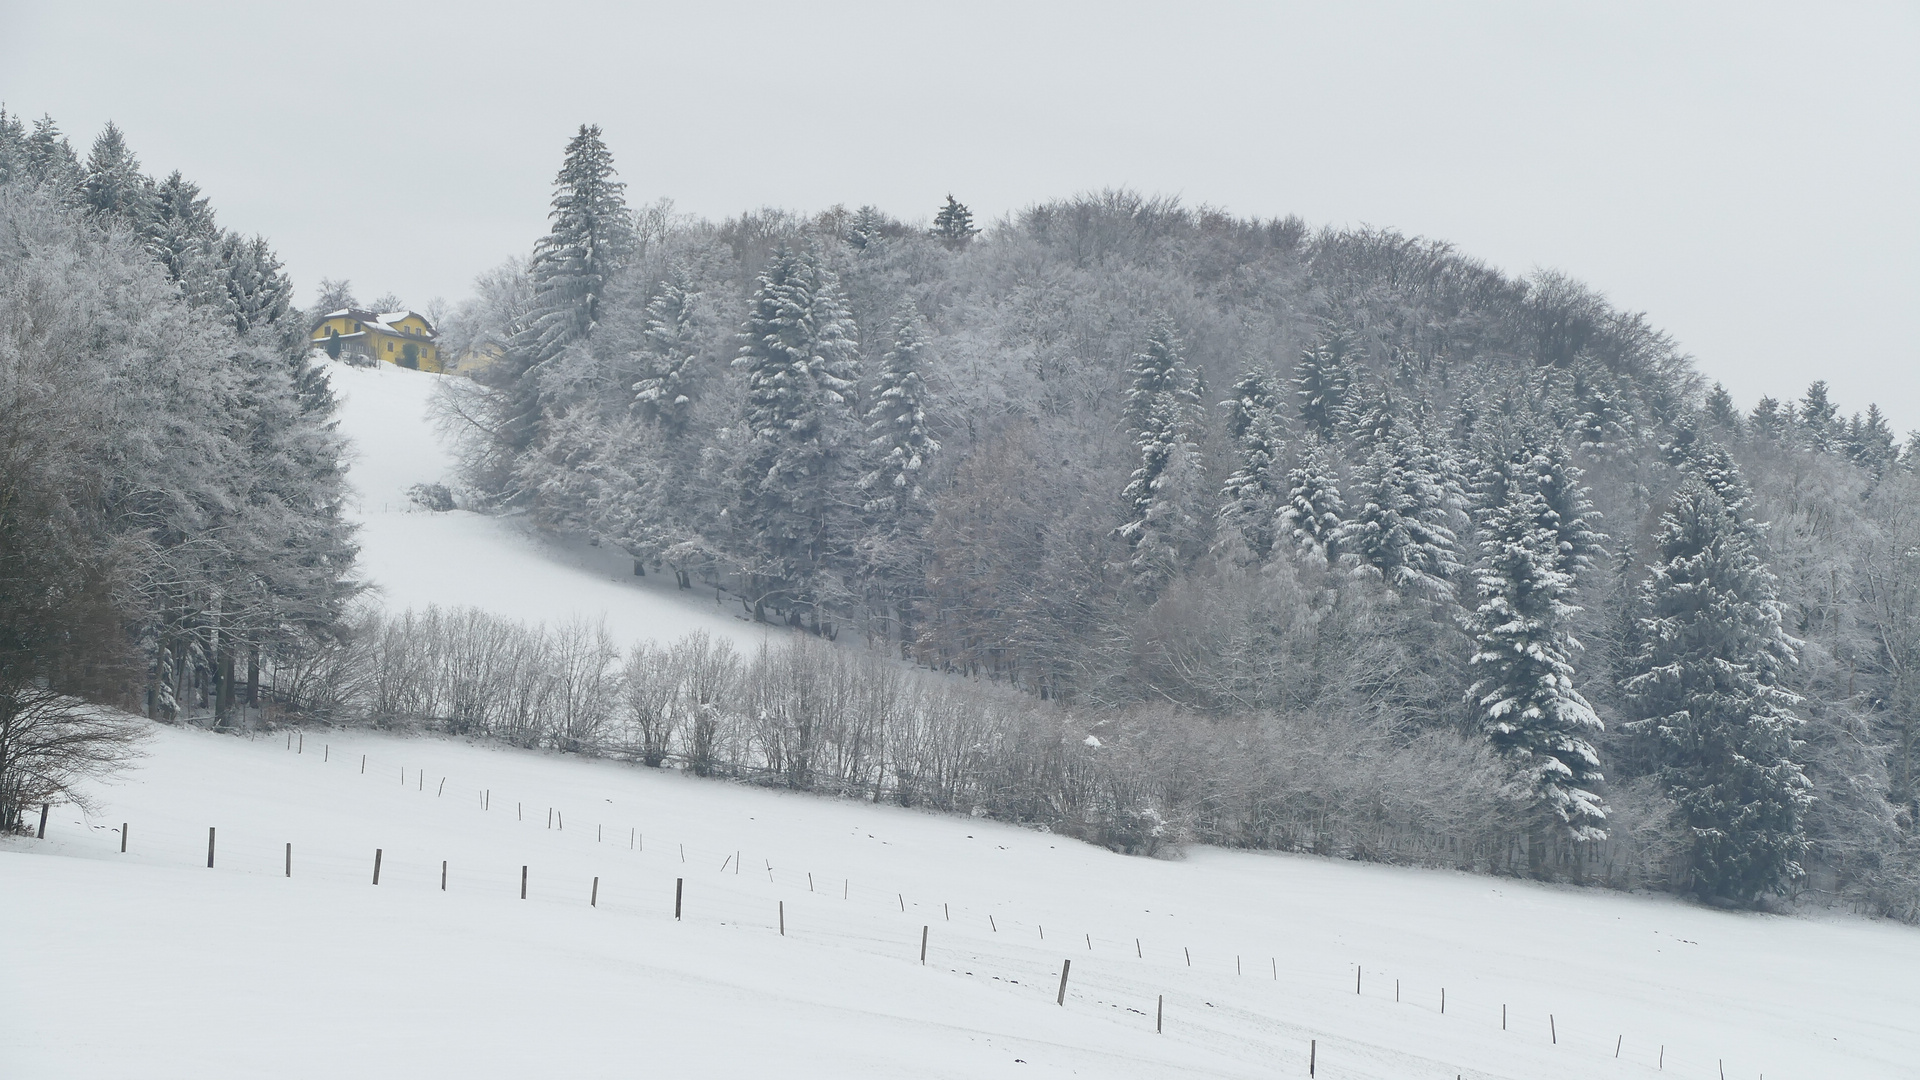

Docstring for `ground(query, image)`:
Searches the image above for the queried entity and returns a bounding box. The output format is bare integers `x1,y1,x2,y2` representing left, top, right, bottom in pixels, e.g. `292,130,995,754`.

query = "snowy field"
7,724,1919,1079
7,359,1920,1078
327,359,773,651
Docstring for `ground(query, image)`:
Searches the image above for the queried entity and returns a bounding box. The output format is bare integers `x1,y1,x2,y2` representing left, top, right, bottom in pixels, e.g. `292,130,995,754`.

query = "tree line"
0,113,356,830
431,125,1920,917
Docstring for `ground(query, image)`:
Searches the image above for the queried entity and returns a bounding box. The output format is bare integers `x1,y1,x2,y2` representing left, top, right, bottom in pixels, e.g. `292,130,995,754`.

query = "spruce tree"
930,195,977,248
1703,382,1743,435
731,247,863,629
1798,381,1840,451
149,171,219,296
518,124,633,367
859,300,940,519
1466,457,1609,843
1334,431,1464,600
1119,318,1204,588
1624,477,1812,903
0,107,25,184
857,301,940,651
1571,360,1634,458
211,232,293,337
1218,370,1284,561
81,122,153,226
1294,329,1356,440
631,266,703,435
1279,439,1347,562
22,114,81,190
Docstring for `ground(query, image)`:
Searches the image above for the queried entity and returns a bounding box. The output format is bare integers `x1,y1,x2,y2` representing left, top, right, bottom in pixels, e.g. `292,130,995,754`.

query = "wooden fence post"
207,827,216,868
441,860,447,891
372,848,382,885
920,925,929,964
591,876,599,907
779,901,785,936
298,733,303,753
1503,1004,1507,1030
360,754,365,774
121,822,128,853
1056,959,1071,1005
36,803,48,839
521,865,528,899
1441,987,1446,1014
675,877,683,920
438,777,445,797
285,842,291,877
1355,966,1360,994
1550,1014,1557,1044
1156,994,1163,1033
1310,1039,1316,1077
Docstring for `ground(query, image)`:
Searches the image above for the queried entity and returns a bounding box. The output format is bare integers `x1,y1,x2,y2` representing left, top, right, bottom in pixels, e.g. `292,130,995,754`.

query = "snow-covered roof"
315,307,439,339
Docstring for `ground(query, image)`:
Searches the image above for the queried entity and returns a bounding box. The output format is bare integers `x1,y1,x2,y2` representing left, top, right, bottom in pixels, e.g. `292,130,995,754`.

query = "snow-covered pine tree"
1570,359,1635,458
857,301,941,650
847,205,893,251
860,300,940,519
1334,431,1464,600
1217,370,1284,561
147,171,221,304
80,122,153,226
1845,404,1898,477
22,114,81,190
211,231,293,337
1703,382,1743,436
1279,438,1347,563
631,266,704,435
731,246,863,630
0,107,24,185
1294,328,1357,441
1798,381,1840,452
518,124,633,366
1466,459,1609,844
930,195,977,248
1118,318,1204,589
1623,476,1812,904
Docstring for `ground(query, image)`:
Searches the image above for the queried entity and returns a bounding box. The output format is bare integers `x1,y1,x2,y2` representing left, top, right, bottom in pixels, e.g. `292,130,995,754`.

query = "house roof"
314,307,439,340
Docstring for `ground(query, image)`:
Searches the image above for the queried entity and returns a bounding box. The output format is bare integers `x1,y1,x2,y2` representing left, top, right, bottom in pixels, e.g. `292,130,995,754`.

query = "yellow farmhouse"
312,308,443,372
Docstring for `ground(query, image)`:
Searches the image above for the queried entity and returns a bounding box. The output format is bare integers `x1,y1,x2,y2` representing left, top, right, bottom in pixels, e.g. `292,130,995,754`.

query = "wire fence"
16,730,1779,1080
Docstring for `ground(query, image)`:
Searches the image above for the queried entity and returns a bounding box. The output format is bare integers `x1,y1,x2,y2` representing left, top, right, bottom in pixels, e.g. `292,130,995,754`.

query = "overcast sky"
4,2,1915,429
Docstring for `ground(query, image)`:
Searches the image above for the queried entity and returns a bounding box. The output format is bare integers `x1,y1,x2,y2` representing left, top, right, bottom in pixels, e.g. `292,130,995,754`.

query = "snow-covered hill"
327,359,771,650
8,724,1919,1079
7,359,1919,1078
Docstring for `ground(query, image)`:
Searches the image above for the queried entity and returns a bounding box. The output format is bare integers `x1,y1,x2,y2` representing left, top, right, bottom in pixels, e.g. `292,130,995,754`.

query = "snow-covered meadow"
329,358,772,652
7,360,1920,1079
8,723,1919,1079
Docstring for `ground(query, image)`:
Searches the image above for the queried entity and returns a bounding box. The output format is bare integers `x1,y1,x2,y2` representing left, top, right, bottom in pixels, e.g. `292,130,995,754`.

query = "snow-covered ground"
7,359,1919,1078
327,359,772,651
8,724,1919,1079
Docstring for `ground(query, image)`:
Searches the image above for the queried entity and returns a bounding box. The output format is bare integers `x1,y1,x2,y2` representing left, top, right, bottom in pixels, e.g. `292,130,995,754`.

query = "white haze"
1,0,1914,427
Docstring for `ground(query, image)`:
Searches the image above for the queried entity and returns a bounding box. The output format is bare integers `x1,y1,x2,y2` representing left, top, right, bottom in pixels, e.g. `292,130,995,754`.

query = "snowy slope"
326,359,772,651
8,724,1920,1079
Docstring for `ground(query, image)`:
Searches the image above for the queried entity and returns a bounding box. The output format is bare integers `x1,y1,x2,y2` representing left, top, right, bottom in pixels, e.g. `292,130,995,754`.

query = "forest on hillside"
426,125,1920,917
7,113,1920,924
0,113,356,829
